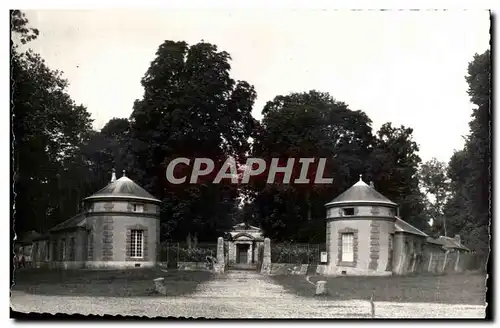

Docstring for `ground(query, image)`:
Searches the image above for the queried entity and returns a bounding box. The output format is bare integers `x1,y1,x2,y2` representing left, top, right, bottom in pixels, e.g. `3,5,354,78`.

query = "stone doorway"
224,223,264,270
236,244,249,264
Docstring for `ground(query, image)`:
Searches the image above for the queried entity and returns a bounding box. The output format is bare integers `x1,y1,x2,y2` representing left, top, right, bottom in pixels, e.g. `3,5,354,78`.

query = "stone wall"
269,252,485,277
392,232,427,275
456,253,488,272
31,229,88,269
392,232,487,275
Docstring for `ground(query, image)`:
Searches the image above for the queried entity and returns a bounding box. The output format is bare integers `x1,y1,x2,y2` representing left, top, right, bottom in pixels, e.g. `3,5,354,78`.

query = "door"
237,244,249,264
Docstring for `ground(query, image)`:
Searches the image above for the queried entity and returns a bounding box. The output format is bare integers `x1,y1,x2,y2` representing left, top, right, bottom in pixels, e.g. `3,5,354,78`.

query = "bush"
159,243,216,263
271,243,321,264
179,247,216,262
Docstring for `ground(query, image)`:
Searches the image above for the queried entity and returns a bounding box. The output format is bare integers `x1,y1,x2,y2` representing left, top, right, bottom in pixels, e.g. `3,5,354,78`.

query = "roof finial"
122,169,126,177
111,168,116,182
359,174,363,182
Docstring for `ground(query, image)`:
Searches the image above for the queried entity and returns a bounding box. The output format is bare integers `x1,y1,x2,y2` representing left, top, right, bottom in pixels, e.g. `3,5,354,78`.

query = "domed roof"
325,175,397,207
84,171,161,204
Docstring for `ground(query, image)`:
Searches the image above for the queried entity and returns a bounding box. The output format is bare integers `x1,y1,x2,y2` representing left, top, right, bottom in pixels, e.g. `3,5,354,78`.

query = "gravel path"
10,270,486,319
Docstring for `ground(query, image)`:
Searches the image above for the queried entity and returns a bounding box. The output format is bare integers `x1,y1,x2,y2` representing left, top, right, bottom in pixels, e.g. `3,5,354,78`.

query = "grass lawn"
11,267,213,297
272,272,487,305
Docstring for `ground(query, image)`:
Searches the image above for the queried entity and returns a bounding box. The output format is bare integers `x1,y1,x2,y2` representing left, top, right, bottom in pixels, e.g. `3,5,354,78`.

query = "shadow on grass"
271,272,487,305
12,267,214,298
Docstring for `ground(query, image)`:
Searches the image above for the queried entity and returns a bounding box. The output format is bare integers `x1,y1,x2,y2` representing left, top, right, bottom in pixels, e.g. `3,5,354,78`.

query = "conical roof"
84,175,161,204
325,176,397,207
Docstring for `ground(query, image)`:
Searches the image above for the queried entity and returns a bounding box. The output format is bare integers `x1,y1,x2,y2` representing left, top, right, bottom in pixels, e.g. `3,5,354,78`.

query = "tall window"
341,233,354,262
129,230,144,258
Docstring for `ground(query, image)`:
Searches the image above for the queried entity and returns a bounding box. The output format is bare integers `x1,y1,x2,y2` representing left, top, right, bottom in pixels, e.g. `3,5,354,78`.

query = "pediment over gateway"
233,234,253,241
232,223,261,232
226,223,264,241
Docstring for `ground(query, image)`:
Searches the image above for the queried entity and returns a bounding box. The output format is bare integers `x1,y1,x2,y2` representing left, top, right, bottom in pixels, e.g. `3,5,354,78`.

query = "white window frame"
129,229,144,259
341,233,354,262
133,204,144,213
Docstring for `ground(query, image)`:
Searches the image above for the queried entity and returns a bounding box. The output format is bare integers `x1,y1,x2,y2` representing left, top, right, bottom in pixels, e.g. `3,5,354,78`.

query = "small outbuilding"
32,169,161,269
324,175,429,276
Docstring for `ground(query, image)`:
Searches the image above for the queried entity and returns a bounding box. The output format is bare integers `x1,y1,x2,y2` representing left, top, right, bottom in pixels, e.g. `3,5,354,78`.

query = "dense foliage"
443,50,491,254
127,40,257,241
248,91,427,241
12,10,94,233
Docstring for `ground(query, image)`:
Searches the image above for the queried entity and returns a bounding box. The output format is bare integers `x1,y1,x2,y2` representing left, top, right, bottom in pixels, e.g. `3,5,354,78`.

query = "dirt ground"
10,270,487,319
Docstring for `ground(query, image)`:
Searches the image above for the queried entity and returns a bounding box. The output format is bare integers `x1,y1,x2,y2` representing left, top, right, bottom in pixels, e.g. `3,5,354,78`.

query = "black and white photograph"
8,4,492,320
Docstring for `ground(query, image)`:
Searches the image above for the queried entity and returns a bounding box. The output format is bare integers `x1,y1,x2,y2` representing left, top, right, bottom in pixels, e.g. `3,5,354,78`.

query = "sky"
22,9,490,163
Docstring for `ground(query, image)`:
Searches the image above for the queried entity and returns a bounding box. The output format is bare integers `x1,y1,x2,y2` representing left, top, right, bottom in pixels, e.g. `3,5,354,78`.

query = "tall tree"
12,10,94,233
464,50,491,235
367,123,427,231
444,150,473,238
418,158,451,235
79,117,131,193
128,40,257,241
444,49,491,254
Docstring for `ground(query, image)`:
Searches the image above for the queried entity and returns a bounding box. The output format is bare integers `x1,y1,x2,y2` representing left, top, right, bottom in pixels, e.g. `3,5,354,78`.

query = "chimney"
369,181,375,188
454,234,461,245
111,168,116,182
